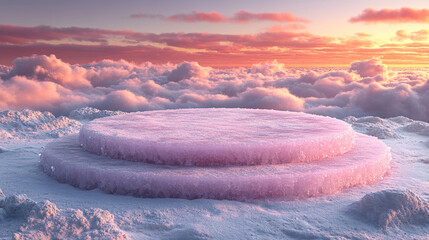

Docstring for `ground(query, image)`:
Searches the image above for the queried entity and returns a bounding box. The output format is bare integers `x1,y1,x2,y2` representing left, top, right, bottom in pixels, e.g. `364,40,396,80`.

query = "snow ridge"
69,107,125,120
345,116,401,139
349,190,429,229
0,192,129,239
0,109,81,140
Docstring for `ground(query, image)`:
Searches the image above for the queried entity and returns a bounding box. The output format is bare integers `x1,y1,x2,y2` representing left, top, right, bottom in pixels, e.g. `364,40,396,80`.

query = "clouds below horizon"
1,55,429,123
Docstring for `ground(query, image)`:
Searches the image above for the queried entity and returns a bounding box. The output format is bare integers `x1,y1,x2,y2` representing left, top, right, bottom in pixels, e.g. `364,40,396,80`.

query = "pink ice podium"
40,108,391,200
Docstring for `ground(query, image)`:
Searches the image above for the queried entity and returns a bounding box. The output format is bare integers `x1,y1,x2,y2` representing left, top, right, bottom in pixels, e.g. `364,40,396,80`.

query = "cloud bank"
1,55,429,122
0,24,428,66
395,29,429,41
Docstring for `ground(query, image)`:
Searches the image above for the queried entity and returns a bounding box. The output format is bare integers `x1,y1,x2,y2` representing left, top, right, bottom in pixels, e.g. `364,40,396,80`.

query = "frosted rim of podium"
40,134,390,201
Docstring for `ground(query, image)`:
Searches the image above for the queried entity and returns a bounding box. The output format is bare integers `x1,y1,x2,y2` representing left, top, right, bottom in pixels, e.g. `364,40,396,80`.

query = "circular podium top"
79,108,355,166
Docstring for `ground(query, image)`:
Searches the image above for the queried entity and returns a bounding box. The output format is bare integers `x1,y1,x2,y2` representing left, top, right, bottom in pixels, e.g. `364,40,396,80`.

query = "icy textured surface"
0,109,81,140
0,194,129,240
80,108,355,166
0,194,36,219
388,116,414,124
0,146,7,153
345,116,401,139
349,190,429,229
0,129,15,140
69,107,125,120
41,134,390,200
403,121,429,136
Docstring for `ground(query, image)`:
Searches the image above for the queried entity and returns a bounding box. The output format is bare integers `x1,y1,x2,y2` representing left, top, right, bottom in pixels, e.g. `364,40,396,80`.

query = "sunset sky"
1,0,429,66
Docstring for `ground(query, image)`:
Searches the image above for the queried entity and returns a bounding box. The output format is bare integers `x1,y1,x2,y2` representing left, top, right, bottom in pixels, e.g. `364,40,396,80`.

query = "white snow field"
0,108,428,239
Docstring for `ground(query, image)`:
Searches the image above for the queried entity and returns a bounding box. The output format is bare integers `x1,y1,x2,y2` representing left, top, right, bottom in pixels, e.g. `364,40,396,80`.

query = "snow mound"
0,194,129,239
403,121,429,136
420,158,429,164
80,108,355,166
163,227,210,240
349,190,429,228
0,146,10,153
0,109,81,140
0,194,36,219
69,107,125,120
364,126,400,139
0,129,15,140
15,202,129,240
388,116,414,124
41,133,390,200
345,116,400,139
0,189,4,199
355,116,386,124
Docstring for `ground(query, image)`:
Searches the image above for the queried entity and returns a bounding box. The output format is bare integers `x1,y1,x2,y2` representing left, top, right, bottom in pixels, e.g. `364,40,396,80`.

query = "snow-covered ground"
0,108,428,239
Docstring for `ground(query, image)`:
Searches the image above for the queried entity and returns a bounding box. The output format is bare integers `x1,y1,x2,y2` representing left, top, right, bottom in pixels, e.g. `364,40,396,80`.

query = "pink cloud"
349,59,386,78
349,83,423,119
224,87,304,111
96,90,149,112
0,24,133,44
355,32,372,37
265,24,307,32
4,54,90,89
167,11,226,23
232,11,309,23
250,60,286,75
350,7,429,23
0,75,89,115
166,62,210,82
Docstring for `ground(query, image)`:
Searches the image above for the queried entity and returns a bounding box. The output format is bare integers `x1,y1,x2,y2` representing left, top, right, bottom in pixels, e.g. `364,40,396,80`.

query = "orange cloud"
350,7,429,23
0,24,428,67
395,29,429,41
355,32,372,37
265,24,307,32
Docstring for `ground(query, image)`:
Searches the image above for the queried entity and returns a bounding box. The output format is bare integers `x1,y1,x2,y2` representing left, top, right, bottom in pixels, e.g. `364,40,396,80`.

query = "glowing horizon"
0,0,428,67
